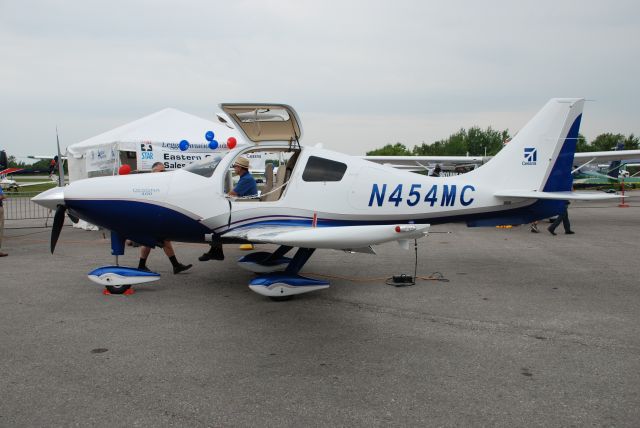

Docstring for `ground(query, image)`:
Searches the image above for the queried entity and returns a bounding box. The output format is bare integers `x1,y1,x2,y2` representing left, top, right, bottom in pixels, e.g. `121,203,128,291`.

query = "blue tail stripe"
543,114,582,192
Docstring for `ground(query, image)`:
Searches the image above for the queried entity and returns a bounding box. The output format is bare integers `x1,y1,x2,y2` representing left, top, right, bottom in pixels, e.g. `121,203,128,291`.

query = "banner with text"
136,141,227,171
86,145,118,173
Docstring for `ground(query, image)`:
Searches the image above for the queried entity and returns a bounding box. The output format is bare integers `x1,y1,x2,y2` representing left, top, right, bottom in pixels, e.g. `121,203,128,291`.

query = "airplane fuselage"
52,143,564,248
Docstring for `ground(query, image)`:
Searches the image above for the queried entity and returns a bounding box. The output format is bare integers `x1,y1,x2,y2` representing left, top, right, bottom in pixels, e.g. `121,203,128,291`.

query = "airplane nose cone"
32,186,65,210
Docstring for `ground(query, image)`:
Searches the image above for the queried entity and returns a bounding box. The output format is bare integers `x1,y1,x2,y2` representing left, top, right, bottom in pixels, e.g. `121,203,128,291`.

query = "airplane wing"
574,150,640,164
363,151,640,172
222,223,429,249
0,168,23,175
15,181,56,188
494,190,629,200
361,155,489,169
27,155,68,160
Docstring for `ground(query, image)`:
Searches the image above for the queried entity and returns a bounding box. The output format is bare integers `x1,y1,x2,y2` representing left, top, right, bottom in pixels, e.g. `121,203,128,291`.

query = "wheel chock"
102,288,135,296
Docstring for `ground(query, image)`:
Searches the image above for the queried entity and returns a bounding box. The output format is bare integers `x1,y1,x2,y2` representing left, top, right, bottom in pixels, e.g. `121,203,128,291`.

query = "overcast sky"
1,0,639,158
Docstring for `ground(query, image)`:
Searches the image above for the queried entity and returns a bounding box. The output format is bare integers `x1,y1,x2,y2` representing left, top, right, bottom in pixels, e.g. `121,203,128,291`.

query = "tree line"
5,155,53,170
366,127,639,156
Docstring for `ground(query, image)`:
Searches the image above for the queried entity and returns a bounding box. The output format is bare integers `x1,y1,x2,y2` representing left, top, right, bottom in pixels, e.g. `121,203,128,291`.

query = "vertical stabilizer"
472,98,584,193
607,142,625,178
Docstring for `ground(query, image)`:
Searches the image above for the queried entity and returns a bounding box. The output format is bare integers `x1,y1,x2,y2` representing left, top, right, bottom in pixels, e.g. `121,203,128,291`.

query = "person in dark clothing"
48,156,58,177
548,201,574,235
0,186,7,257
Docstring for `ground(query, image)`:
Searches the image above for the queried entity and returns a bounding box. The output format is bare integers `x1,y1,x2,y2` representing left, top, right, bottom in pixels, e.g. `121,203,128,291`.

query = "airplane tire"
105,284,131,295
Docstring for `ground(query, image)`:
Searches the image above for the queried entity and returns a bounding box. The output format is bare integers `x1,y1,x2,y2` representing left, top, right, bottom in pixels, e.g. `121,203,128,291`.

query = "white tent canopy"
66,107,245,181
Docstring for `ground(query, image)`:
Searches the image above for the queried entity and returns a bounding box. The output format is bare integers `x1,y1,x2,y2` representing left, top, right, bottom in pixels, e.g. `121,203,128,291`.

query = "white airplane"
33,99,623,299
0,168,22,191
0,168,57,191
363,145,640,176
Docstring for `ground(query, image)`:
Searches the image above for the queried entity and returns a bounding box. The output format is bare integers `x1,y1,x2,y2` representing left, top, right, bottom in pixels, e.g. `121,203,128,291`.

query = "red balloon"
118,164,131,175
227,137,237,149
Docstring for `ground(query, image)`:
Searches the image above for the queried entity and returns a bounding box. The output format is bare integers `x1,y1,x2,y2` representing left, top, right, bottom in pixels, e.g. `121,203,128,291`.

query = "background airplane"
363,144,640,187
0,149,62,191
571,145,640,189
1,167,24,190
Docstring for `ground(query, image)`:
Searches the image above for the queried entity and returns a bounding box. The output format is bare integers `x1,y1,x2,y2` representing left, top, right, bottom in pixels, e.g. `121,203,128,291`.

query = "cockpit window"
302,156,347,182
183,156,222,178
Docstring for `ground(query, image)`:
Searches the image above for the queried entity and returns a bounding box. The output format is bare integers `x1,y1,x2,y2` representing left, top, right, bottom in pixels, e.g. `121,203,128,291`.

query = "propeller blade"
67,212,79,224
51,205,66,254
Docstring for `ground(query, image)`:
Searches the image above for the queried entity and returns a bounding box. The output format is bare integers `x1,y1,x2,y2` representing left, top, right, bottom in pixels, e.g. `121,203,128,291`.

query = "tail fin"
473,98,584,192
607,142,624,178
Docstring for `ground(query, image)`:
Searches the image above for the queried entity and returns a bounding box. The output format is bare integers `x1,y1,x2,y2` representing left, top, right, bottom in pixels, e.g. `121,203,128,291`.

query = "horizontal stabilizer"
494,190,627,201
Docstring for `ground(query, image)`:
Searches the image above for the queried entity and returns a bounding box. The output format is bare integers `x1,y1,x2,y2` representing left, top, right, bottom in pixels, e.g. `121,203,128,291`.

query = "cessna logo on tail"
523,147,537,165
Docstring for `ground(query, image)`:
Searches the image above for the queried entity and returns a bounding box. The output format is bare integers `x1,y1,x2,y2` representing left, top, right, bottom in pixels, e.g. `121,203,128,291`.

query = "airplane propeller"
51,205,66,254
67,211,79,224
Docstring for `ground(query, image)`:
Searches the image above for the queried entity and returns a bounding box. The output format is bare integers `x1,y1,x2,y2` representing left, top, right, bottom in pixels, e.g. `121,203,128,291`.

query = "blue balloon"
208,140,219,150
205,130,215,141
179,140,189,151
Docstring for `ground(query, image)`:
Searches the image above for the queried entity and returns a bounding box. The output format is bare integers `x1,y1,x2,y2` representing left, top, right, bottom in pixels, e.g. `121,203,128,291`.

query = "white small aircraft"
33,99,624,298
0,167,57,191
0,168,22,191
363,144,640,177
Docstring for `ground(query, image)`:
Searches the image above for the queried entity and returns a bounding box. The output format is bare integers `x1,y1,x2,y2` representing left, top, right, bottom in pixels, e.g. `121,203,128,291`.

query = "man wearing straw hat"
228,156,257,198
199,156,257,261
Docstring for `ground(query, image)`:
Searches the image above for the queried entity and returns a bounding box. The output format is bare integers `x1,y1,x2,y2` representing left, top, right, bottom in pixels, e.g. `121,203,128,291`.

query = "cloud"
1,0,639,156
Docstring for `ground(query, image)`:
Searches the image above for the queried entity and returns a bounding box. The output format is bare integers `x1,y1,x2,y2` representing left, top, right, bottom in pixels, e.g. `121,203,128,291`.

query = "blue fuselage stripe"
68,195,567,244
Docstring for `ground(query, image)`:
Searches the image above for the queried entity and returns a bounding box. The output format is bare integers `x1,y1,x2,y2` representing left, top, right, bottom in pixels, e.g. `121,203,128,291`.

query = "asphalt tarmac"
1,200,639,427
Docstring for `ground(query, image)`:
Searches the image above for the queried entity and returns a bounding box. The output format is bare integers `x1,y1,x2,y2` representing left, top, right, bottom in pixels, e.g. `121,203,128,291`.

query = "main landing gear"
237,246,329,300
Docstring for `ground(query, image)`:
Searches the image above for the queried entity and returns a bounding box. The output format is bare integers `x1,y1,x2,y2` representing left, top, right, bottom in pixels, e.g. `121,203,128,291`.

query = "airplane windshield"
183,156,223,178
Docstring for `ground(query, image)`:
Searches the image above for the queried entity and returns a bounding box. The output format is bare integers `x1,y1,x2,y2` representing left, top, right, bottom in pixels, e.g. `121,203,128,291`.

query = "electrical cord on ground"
307,271,449,285
308,239,449,287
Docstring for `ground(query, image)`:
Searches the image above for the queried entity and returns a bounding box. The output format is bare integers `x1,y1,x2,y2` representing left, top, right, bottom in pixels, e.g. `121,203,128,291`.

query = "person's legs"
0,206,6,256
199,241,224,261
162,241,192,274
138,246,152,270
161,241,175,258
548,212,564,235
562,212,574,234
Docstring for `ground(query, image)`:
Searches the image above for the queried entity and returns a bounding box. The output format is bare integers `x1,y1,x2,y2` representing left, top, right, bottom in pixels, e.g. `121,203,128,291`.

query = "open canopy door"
219,103,302,144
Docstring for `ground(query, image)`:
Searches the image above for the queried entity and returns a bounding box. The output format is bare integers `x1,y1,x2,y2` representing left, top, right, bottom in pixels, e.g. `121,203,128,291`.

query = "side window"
302,156,347,182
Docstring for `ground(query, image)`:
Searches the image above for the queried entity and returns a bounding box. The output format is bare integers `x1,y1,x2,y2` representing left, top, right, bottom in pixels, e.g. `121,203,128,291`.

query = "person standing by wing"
0,185,7,257
199,156,257,261
138,162,193,273
548,201,575,235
